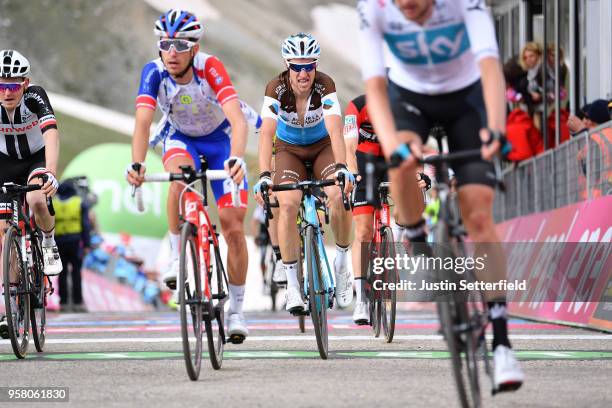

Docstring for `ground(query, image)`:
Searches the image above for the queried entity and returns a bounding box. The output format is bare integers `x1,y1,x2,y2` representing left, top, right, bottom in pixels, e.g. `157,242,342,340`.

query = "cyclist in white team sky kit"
126,9,261,343
358,0,524,391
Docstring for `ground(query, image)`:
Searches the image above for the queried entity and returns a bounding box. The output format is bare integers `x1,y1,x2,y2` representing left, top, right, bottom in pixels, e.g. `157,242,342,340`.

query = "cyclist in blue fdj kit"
126,9,260,341
254,33,355,313
359,0,524,390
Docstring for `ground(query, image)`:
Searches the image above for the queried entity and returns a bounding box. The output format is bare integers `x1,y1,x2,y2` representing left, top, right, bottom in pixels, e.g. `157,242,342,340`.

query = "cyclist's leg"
387,82,431,248
315,138,353,306
161,127,198,286
445,81,523,389
273,140,307,311
199,132,249,327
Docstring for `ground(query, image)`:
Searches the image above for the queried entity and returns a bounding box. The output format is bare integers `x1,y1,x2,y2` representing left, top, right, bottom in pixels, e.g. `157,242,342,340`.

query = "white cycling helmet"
281,33,321,60
154,9,204,40
0,50,30,78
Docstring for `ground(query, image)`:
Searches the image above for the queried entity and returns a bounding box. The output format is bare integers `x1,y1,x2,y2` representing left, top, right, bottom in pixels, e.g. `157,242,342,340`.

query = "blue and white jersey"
358,0,499,94
261,71,341,145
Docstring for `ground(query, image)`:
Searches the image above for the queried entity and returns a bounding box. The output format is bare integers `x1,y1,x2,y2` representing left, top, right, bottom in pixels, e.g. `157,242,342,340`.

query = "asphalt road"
1,310,611,408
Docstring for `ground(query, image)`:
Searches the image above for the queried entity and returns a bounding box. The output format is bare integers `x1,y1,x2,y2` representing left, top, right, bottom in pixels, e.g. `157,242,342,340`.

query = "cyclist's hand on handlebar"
389,141,421,169
480,129,511,161
253,172,273,206
224,156,246,184
30,168,59,197
334,164,355,195
126,162,146,187
417,172,432,191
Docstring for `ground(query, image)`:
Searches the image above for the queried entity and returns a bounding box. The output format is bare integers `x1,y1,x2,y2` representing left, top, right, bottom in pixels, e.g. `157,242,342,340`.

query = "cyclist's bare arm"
344,135,358,176
258,117,277,175
364,77,402,159
222,98,248,159
324,114,347,167
479,57,507,160
129,107,155,186
41,128,60,196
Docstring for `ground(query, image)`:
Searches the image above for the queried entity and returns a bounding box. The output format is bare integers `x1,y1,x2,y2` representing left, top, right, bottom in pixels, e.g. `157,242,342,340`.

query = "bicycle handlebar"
1,181,55,216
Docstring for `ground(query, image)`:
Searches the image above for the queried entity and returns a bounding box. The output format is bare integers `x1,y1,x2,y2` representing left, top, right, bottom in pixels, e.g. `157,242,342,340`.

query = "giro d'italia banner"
62,143,169,269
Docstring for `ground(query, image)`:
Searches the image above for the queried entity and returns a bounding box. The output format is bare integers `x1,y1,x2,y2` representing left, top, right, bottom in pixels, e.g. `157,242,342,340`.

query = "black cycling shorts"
352,151,388,215
388,79,496,188
0,149,46,219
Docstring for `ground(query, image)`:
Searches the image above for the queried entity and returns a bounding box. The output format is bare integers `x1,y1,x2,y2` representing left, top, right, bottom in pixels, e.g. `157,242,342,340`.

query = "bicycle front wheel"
305,226,328,359
30,234,46,352
380,226,397,343
2,226,30,359
179,222,203,381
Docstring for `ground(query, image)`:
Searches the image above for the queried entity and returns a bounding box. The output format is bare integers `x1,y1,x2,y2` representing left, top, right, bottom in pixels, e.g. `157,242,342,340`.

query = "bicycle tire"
206,240,226,369
297,238,306,333
434,216,481,408
305,226,328,359
380,226,397,343
30,233,46,352
179,222,203,381
366,241,381,337
2,226,30,359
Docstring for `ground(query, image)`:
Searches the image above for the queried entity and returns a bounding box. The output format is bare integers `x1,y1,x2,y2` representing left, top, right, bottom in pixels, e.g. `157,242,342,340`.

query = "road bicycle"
135,158,240,380
1,181,54,358
260,166,349,359
362,180,398,342
365,128,509,407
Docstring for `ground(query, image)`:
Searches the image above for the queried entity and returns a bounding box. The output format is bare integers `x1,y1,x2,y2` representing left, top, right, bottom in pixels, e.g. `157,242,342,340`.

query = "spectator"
519,42,544,130
568,99,611,136
54,179,92,313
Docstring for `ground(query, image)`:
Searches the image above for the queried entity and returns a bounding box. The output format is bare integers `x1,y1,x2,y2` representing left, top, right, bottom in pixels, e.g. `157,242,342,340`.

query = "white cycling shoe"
494,345,524,392
285,285,306,314
227,313,248,344
163,258,180,290
352,301,369,325
42,243,63,276
334,261,353,309
272,259,286,284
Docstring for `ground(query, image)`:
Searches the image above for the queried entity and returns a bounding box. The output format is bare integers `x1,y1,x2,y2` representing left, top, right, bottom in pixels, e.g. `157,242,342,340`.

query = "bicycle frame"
300,191,335,302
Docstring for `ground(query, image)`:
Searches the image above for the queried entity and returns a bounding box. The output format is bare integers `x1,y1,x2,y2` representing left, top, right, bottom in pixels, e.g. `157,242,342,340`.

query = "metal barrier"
494,121,612,222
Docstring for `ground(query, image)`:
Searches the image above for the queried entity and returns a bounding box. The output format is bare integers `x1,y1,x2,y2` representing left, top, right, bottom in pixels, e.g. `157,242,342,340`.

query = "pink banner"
498,196,612,331
0,270,151,314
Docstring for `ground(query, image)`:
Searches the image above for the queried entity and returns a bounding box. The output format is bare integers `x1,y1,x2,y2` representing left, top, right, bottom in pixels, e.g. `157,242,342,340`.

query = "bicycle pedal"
228,334,245,344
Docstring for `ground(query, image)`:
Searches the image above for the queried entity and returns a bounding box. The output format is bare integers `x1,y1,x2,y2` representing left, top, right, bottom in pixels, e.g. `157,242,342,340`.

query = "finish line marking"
1,334,610,345
1,350,611,361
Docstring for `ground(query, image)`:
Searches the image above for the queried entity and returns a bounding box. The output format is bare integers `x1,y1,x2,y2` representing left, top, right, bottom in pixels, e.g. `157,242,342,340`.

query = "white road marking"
1,334,610,345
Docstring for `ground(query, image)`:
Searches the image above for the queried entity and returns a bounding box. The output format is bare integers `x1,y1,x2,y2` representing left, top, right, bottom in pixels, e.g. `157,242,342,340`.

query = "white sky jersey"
137,52,238,138
0,85,57,158
358,0,499,94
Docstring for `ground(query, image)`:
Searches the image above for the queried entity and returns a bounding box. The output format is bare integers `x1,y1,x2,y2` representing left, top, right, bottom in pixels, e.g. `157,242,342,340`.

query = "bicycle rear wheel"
30,234,46,352
305,226,328,359
179,222,203,381
205,239,227,369
2,226,30,359
366,241,381,338
379,226,397,343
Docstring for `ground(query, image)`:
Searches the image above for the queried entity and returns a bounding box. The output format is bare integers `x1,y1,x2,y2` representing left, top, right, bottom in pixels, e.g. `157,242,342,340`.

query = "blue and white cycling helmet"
281,33,321,61
154,9,204,39
0,50,30,78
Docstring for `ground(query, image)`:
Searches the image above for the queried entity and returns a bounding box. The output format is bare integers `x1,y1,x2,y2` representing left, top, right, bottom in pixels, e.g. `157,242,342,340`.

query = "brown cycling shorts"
273,137,337,184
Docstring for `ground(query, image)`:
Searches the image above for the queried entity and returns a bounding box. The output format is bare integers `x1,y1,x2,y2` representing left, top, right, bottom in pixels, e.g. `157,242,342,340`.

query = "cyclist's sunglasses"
0,81,25,92
288,62,317,73
157,39,197,53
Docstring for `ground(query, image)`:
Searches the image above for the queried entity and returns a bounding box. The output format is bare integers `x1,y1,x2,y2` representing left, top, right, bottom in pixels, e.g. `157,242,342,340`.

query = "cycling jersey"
137,52,260,146
0,85,57,159
343,94,382,156
261,71,341,145
358,0,499,94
